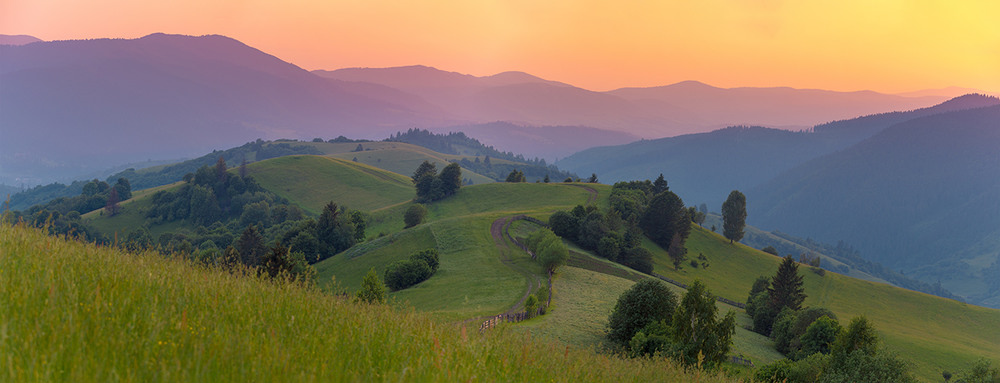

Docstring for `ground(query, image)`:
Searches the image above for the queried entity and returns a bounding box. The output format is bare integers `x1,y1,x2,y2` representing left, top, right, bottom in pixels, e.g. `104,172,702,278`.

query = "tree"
669,280,737,367
438,162,462,197
822,316,915,383
316,202,356,258
606,279,678,347
113,177,132,200
261,242,315,282
957,359,1000,383
537,236,569,273
412,161,441,202
543,174,550,183
548,210,579,240
350,211,367,242
799,315,842,357
722,190,747,243
667,232,688,270
769,255,807,312
233,225,267,268
356,267,386,304
639,190,687,249
588,173,599,183
762,246,779,255
506,170,526,182
384,258,433,290
404,204,428,228
525,294,539,317
653,174,669,194
104,188,121,216
214,156,228,182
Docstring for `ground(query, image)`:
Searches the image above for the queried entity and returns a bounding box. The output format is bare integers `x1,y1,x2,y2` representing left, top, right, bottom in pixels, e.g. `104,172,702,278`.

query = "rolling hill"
749,104,1000,307
26,150,1000,382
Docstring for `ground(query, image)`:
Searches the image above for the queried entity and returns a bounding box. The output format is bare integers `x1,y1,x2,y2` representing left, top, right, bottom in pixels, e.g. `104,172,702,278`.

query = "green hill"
245,155,415,213
1,222,735,382
296,141,498,185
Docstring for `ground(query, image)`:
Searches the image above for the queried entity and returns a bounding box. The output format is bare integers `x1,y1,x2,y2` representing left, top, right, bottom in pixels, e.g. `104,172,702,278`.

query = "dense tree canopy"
606,279,678,347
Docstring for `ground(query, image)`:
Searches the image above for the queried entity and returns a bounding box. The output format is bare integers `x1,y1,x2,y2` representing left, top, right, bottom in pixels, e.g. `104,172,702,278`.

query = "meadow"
0,222,738,382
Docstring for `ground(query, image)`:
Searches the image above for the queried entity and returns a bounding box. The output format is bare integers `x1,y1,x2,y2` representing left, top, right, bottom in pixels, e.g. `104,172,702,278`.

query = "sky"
2,0,999,93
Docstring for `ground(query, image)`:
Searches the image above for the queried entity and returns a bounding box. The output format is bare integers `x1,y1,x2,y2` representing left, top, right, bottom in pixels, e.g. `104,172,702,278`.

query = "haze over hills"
0,33,445,185
748,104,1000,307
0,32,971,188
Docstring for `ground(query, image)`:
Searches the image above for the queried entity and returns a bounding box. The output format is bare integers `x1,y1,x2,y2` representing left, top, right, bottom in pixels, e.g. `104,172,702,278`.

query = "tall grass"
1,223,738,382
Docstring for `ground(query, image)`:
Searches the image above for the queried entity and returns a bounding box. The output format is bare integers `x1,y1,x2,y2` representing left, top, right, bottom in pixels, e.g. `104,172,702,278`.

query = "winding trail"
490,216,543,315
567,184,598,204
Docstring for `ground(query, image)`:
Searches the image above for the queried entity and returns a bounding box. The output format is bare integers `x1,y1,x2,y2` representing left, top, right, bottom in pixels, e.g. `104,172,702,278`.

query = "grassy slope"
314,183,595,322
1,223,739,382
246,155,414,214
298,141,499,185
651,225,1000,381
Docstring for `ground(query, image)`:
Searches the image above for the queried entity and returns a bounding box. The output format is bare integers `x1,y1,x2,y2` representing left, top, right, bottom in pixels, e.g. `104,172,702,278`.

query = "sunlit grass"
0,222,737,382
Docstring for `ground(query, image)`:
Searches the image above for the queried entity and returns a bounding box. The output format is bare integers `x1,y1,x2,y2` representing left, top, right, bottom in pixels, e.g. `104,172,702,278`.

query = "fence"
479,307,546,332
730,356,754,367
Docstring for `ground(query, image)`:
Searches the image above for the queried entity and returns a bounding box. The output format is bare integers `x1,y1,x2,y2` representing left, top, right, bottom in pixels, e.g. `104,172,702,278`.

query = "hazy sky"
3,0,998,93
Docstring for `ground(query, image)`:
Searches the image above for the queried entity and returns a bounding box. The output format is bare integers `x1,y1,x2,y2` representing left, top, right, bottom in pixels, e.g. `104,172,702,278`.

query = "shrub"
410,249,439,272
384,258,433,291
404,204,428,228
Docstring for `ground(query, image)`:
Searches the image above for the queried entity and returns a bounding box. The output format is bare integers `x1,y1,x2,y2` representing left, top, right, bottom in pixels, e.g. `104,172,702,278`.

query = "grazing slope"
245,155,415,213
301,141,497,185
648,225,1000,382
1,222,736,382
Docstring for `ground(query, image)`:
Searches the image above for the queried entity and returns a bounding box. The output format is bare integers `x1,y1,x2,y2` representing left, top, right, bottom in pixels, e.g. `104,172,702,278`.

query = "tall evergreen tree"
653,173,669,194
769,255,807,312
722,190,747,244
233,225,267,268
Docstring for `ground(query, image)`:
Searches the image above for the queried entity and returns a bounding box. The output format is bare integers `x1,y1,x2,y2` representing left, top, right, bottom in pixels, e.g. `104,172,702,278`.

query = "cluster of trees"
607,279,736,368
549,175,696,273
524,228,569,274
412,161,462,203
386,128,577,183
505,170,527,182
7,178,134,242
549,204,653,273
217,225,316,282
754,316,916,383
383,249,440,291
747,255,808,335
146,158,281,226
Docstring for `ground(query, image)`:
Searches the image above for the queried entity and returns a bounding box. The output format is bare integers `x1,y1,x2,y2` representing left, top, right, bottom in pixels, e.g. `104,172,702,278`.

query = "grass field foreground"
0,222,740,382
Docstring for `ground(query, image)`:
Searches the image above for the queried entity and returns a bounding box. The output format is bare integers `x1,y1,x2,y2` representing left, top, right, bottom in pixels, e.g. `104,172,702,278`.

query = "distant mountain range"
560,94,1000,307
0,32,982,186
0,34,42,46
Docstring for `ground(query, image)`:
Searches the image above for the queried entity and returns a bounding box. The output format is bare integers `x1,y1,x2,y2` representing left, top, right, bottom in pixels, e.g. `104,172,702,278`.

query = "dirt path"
490,216,544,315
568,184,598,204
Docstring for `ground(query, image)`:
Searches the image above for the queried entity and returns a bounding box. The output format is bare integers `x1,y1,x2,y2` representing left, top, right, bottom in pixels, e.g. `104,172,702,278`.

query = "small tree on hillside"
356,267,387,304
438,162,462,197
104,188,121,216
669,280,737,367
588,173,599,183
722,190,747,244
653,174,669,194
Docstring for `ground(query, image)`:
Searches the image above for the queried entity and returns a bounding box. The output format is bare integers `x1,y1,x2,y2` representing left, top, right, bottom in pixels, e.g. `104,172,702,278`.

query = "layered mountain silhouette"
0,34,42,46
748,104,1000,306
560,94,1000,306
557,94,1000,206
0,33,446,184
0,32,963,185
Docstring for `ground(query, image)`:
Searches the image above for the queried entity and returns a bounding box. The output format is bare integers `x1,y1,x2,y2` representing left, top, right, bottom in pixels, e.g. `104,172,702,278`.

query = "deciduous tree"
722,190,747,243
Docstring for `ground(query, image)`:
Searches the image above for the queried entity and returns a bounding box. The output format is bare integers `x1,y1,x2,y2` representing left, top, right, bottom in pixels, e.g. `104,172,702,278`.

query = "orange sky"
3,0,999,93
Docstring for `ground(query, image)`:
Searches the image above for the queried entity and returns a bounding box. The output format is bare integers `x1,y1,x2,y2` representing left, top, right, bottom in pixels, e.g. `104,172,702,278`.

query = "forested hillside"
749,105,1000,307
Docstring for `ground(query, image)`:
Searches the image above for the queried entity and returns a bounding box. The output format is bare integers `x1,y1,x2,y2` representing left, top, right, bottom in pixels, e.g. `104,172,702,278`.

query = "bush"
410,249,439,272
384,258,433,291
404,204,428,228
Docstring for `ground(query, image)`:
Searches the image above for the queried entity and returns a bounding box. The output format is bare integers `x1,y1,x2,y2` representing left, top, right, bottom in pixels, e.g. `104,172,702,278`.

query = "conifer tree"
234,225,267,268
768,255,807,312
653,173,669,194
